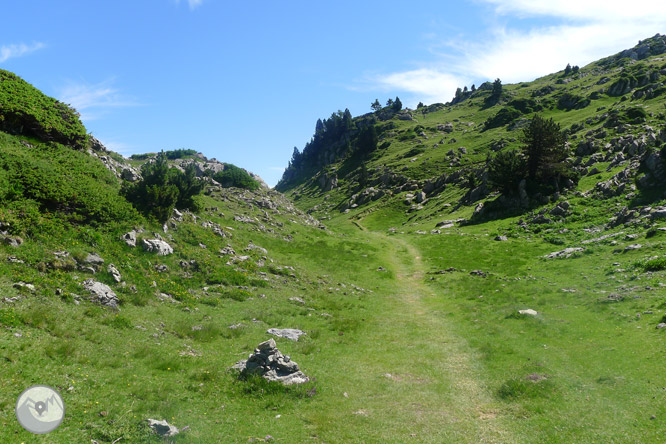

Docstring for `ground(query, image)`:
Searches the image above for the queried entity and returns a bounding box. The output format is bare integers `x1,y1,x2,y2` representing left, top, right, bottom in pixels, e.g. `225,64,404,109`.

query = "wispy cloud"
175,0,203,10
365,0,665,105
57,79,139,121
0,42,45,63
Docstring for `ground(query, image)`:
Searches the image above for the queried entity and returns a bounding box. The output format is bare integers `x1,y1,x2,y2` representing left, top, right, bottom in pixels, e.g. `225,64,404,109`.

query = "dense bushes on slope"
0,70,87,149
0,132,139,233
213,164,260,190
122,151,203,222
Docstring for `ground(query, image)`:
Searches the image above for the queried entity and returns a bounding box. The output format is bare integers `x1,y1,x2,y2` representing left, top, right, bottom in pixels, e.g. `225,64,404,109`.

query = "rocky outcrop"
142,239,173,256
232,338,309,386
81,279,119,308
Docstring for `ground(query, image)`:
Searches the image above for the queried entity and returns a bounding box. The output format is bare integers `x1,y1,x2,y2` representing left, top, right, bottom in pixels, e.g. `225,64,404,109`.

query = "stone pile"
232,338,309,386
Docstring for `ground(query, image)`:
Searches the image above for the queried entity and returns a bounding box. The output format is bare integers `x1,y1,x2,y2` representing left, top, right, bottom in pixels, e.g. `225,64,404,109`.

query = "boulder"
219,246,236,256
122,231,137,247
232,339,309,386
3,236,23,248
142,239,174,256
267,328,306,341
519,309,538,316
84,253,104,265
147,419,179,437
494,235,508,241
81,279,119,308
245,242,268,255
107,264,122,283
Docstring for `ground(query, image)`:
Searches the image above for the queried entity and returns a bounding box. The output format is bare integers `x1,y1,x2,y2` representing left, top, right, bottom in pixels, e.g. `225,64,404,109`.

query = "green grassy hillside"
2,36,666,443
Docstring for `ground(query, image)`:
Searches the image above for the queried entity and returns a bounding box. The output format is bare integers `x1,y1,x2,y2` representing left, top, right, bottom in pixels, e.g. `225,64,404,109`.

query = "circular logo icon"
15,385,65,434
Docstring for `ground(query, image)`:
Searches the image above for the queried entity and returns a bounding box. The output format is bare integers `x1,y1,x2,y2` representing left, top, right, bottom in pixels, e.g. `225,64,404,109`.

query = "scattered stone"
231,338,309,385
3,236,23,248
494,235,508,241
267,328,306,341
142,239,174,256
122,230,137,247
289,297,306,305
158,293,179,304
147,419,179,437
657,323,666,329
519,309,538,316
155,264,169,273
625,244,642,251
107,264,122,283
470,270,487,277
81,279,119,308
13,282,35,292
84,253,104,265
245,242,268,255
219,246,236,256
6,256,24,264
545,247,584,259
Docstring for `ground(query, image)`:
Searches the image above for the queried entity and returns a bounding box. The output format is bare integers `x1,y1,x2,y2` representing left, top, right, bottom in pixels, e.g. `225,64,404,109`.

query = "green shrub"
122,151,203,222
0,70,87,148
639,257,666,271
165,148,198,159
213,164,259,190
484,107,522,130
0,132,139,230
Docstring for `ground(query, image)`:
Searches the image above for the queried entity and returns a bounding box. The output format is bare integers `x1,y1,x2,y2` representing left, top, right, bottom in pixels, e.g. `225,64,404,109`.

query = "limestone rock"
3,236,23,248
84,253,104,265
519,309,538,316
545,247,584,259
122,230,137,247
81,279,119,308
142,239,173,256
107,264,122,283
267,328,306,341
147,419,179,437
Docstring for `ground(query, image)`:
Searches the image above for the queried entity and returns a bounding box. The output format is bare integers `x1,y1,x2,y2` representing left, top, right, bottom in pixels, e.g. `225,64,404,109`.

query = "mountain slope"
278,33,666,224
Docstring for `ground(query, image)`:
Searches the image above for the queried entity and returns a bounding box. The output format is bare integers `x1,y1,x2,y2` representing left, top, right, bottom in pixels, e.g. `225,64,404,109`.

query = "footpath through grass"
323,226,517,443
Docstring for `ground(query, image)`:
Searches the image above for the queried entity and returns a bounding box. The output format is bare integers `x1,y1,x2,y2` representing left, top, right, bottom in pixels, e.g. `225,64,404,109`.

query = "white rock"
519,309,538,316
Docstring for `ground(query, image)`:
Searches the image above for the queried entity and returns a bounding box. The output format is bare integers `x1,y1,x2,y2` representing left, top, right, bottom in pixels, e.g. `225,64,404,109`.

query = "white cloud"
0,42,45,63
480,0,666,21
368,1,666,104
369,69,465,105
57,79,139,121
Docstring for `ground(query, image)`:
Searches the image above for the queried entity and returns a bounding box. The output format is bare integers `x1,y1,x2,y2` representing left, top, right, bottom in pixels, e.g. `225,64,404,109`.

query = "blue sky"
2,1,665,186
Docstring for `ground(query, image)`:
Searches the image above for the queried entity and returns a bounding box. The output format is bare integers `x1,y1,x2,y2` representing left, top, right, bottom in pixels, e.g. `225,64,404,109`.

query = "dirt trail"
360,229,516,443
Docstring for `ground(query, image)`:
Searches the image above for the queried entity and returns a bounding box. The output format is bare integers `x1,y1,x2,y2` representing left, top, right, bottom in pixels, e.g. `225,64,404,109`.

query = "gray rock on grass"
81,279,119,308
147,419,179,437
122,230,137,247
142,238,174,256
267,328,306,341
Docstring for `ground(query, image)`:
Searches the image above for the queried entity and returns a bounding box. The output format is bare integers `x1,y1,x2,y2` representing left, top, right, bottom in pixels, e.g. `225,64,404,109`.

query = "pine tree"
491,79,502,103
393,96,402,111
371,99,382,112
521,114,566,181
